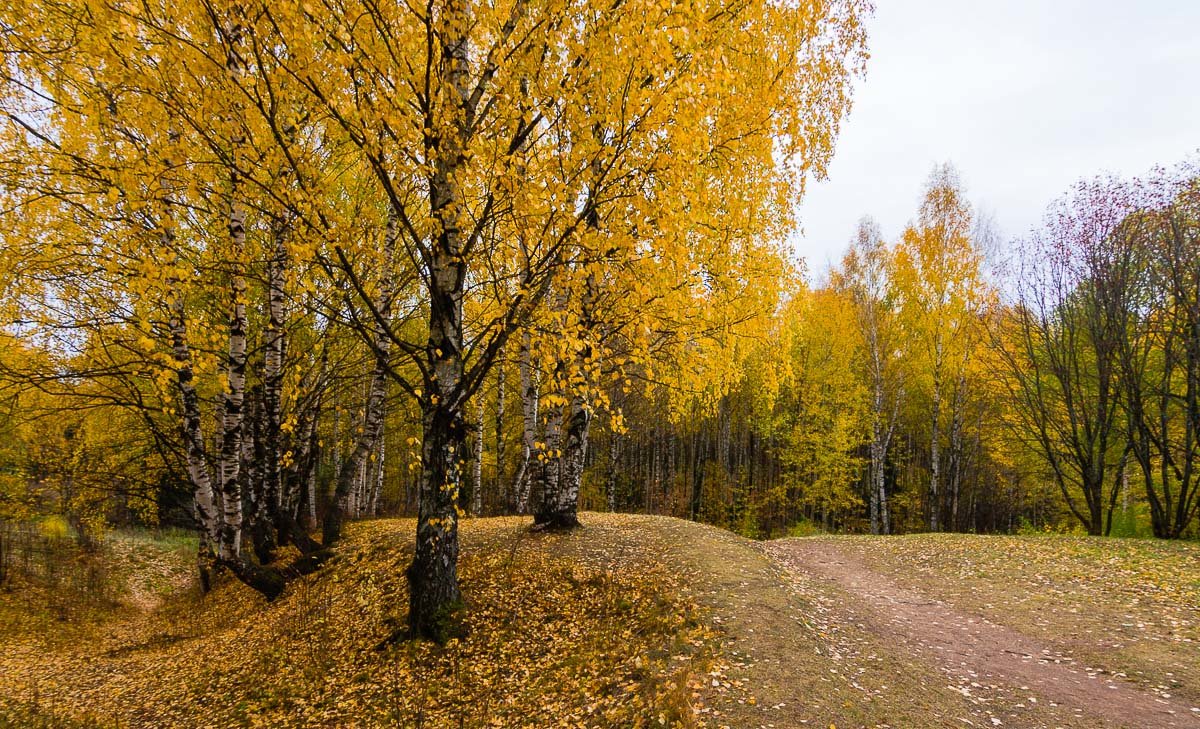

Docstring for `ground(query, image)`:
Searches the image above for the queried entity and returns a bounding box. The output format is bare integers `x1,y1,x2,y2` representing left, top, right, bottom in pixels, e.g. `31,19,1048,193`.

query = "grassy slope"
0,517,1196,728
628,517,1017,728
0,516,716,728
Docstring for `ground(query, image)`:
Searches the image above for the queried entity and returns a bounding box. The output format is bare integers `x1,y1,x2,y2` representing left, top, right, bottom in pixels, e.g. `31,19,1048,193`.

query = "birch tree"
895,165,986,531
833,218,904,534
1,0,869,636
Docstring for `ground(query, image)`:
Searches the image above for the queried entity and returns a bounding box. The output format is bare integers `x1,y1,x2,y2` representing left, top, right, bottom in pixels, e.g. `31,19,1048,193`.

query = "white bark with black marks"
513,330,539,514
472,396,484,515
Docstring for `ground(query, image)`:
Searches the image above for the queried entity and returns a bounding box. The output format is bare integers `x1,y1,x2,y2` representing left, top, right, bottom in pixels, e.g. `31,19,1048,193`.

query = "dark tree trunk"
407,6,470,637
408,268,467,639
690,424,705,521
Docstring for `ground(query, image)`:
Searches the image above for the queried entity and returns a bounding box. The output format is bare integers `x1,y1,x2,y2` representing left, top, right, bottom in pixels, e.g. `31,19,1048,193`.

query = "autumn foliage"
0,0,1197,724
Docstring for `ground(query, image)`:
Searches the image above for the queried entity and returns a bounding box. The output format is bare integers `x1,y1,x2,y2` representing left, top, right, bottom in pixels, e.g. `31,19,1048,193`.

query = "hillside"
1,516,1198,728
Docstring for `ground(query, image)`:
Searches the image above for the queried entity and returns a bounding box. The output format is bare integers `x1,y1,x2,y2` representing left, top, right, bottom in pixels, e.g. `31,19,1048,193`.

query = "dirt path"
633,517,1055,728
767,538,1200,729
105,533,196,613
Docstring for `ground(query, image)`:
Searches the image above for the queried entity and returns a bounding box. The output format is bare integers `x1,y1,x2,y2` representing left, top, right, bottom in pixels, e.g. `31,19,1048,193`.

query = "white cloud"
792,0,1200,274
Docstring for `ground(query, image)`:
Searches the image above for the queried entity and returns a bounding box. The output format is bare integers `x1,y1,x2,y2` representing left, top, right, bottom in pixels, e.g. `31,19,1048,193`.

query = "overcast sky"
791,0,1200,276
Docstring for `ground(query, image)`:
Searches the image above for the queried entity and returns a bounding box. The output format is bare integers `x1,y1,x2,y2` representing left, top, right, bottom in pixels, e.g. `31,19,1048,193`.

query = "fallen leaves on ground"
0,516,719,728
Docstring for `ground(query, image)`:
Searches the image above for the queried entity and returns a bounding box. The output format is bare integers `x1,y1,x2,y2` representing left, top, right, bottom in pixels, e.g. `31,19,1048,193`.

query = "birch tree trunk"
245,388,273,563
535,382,565,522
369,425,385,516
869,379,883,535
535,274,594,530
286,337,326,537
513,330,539,513
606,429,620,512
256,208,287,558
948,388,965,531
170,276,219,590
171,252,284,597
215,7,250,565
539,390,588,528
849,220,899,536
294,399,321,531
879,400,897,535
217,180,248,563
332,408,342,488
472,396,484,515
495,345,507,508
929,356,942,532
407,4,470,638
534,166,601,529
323,215,397,544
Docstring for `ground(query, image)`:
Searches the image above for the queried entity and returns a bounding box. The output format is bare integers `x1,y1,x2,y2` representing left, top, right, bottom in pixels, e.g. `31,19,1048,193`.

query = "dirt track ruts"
766,538,1200,729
